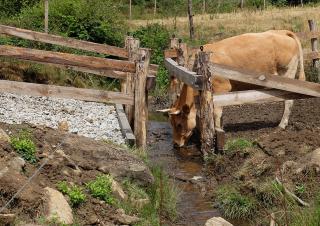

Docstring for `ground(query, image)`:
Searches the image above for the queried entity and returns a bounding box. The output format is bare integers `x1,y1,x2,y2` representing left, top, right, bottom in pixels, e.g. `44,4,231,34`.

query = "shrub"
0,0,39,18
57,181,86,207
86,175,114,205
10,130,37,163
216,185,257,219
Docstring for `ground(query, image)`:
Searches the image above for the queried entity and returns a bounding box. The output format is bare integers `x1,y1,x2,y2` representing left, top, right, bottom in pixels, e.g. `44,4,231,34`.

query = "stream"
147,112,220,226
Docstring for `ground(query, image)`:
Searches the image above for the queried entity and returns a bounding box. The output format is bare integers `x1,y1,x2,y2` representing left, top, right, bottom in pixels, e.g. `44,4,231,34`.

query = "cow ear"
182,104,190,115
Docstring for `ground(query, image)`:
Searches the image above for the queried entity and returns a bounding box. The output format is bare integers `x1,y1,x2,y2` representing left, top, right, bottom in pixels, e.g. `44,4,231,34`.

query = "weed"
225,138,253,152
295,184,306,198
86,175,114,205
57,181,86,207
215,185,257,219
255,181,279,207
10,130,37,163
122,179,148,201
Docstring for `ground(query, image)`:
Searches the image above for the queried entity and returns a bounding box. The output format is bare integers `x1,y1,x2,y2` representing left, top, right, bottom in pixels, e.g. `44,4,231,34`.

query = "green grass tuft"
216,185,257,220
10,130,37,163
225,138,253,152
57,181,86,207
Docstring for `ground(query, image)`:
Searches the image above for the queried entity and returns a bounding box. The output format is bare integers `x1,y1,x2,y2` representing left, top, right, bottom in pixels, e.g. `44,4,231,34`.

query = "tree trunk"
129,0,132,20
203,0,206,14
240,0,244,9
301,0,304,7
188,0,195,41
154,0,157,16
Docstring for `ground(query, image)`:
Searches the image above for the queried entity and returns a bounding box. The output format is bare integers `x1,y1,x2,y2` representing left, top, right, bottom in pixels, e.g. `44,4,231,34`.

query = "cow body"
165,30,305,147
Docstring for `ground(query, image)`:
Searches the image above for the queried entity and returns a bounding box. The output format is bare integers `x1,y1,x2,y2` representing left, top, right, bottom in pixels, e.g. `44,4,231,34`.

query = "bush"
0,0,39,18
86,174,114,205
11,130,37,163
216,185,257,219
57,181,86,207
133,24,170,90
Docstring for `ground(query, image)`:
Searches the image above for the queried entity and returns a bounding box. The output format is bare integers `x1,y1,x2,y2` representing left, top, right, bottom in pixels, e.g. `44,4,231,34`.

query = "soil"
0,123,152,225
148,97,320,226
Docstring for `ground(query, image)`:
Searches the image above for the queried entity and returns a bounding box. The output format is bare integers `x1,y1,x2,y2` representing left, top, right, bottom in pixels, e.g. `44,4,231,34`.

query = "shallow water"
148,113,220,225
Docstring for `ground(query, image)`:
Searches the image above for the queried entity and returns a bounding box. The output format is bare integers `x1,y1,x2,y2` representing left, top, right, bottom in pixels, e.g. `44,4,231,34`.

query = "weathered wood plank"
164,49,178,58
134,48,150,150
115,104,136,146
0,25,129,58
213,89,312,107
0,45,136,73
165,58,203,90
0,80,134,105
209,63,320,97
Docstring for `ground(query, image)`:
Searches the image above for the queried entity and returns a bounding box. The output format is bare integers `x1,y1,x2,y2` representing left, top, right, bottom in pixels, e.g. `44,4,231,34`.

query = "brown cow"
161,30,305,147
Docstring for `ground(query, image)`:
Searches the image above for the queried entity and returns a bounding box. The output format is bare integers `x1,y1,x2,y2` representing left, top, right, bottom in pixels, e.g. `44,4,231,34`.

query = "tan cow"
161,30,305,147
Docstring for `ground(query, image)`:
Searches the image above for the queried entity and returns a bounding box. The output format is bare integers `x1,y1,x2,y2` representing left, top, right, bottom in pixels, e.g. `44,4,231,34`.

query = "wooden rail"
0,45,136,73
0,25,129,58
0,80,133,105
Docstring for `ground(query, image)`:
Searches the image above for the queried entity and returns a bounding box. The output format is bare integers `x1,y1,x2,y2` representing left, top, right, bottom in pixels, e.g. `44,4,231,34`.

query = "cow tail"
287,31,305,81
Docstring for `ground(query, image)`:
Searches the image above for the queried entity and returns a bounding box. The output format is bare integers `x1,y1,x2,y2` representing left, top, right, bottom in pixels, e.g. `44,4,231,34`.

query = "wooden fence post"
44,0,49,33
308,19,320,81
134,48,150,150
123,36,140,127
169,36,180,106
197,51,215,155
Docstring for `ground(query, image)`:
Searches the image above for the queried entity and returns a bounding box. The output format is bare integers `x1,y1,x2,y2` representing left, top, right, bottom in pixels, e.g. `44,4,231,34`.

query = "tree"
188,0,195,40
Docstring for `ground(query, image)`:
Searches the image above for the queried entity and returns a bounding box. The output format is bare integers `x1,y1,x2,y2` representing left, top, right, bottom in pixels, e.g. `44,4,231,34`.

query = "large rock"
111,179,127,201
44,187,73,225
113,209,140,225
61,135,154,186
205,217,233,226
8,157,25,172
310,148,320,167
0,213,16,225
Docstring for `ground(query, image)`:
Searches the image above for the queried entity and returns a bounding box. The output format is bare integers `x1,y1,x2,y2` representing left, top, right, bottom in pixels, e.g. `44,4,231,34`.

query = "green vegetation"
86,174,115,205
255,181,278,207
215,185,257,219
10,130,37,163
225,138,253,152
36,215,80,226
57,181,86,207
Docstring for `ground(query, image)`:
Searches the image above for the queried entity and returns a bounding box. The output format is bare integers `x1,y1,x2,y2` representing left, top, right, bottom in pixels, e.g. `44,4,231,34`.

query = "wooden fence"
0,25,156,150
164,21,320,155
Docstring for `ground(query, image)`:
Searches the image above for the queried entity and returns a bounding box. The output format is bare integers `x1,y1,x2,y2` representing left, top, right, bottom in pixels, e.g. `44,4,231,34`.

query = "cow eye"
177,124,182,129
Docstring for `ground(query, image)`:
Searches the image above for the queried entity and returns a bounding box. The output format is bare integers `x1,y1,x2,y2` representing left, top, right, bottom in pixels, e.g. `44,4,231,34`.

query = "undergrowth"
10,129,37,163
57,181,86,207
86,174,115,205
225,138,254,152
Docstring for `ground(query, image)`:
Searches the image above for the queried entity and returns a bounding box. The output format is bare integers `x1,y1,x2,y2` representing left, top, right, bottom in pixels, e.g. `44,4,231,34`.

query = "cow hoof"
278,124,286,130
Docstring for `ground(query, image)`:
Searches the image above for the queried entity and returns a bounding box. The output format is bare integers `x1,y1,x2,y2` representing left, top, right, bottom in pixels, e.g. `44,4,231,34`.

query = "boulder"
0,128,10,142
111,179,127,201
113,209,140,225
8,157,25,172
310,148,320,167
0,213,16,225
44,187,73,225
205,217,233,226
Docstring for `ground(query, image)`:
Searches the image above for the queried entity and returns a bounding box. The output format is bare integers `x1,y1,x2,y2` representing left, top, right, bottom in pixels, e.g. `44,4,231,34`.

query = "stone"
0,213,16,225
111,179,127,201
113,209,140,225
44,187,73,225
0,128,10,142
0,166,9,179
205,217,233,226
58,121,69,132
281,160,298,174
8,157,26,172
309,148,320,167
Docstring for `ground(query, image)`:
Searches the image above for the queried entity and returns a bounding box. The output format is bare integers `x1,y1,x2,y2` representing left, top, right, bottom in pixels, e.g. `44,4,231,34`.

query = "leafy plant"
86,174,114,205
57,181,86,207
216,185,257,219
10,130,37,163
295,184,306,198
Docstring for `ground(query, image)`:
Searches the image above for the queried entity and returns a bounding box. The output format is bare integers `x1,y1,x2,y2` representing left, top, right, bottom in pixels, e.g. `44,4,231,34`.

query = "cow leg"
214,106,223,129
278,55,298,129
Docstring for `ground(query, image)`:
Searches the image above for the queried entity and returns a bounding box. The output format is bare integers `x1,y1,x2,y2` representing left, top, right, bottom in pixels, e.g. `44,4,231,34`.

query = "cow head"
158,85,197,147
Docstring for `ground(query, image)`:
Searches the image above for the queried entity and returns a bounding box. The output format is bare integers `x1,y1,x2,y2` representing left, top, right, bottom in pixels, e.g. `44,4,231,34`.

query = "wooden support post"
44,0,49,33
123,37,140,127
308,19,320,81
197,51,215,155
134,48,150,150
169,36,181,106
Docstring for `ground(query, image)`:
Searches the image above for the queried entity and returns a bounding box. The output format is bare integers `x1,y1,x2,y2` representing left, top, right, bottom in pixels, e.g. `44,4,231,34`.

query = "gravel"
0,92,125,144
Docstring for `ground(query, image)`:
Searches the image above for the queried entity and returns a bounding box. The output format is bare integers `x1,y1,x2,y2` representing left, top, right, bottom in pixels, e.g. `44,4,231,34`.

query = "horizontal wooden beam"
213,89,312,107
115,104,135,146
305,51,320,60
164,58,203,90
164,49,178,58
210,63,320,97
0,45,136,73
0,80,134,105
0,25,129,58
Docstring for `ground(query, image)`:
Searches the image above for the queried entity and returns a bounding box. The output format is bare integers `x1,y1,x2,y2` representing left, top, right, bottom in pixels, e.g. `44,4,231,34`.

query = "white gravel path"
0,92,125,144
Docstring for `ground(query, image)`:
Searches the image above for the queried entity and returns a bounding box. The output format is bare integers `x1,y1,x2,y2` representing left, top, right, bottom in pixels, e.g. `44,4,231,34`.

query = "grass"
86,174,115,205
225,138,253,152
215,185,257,220
57,181,86,207
10,129,37,163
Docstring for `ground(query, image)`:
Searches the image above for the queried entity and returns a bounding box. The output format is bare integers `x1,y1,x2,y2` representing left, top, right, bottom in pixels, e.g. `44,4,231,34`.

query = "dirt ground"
0,123,152,225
